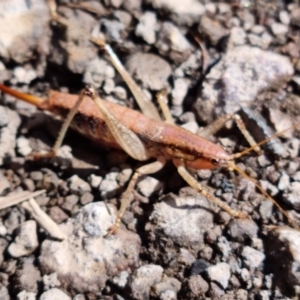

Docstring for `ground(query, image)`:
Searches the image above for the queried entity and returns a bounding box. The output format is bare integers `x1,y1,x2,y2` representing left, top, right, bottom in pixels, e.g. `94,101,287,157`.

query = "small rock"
199,16,229,45
227,219,259,243
199,246,213,261
279,10,290,25
271,23,289,36
278,172,290,191
68,175,91,195
172,78,189,106
13,66,37,84
99,171,119,198
80,192,94,205
156,22,192,62
291,7,300,27
112,271,129,289
152,276,181,299
4,207,26,235
149,0,205,25
61,195,79,212
0,224,7,237
17,136,32,156
103,78,115,94
190,259,209,275
43,273,61,290
205,225,222,244
147,189,214,256
283,181,300,210
88,174,102,189
48,206,68,224
30,171,43,181
8,220,38,258
128,264,163,300
241,246,265,269
0,238,8,265
256,290,270,300
39,202,141,293
216,236,231,259
40,288,71,300
250,25,265,35
206,262,231,289
196,46,294,123
22,178,35,192
83,57,115,88
0,0,50,63
17,291,36,300
0,106,21,165
135,11,157,44
137,176,163,197
14,257,41,294
126,52,172,90
236,289,248,300
0,171,10,195
229,27,246,47
0,106,9,127
209,282,225,298
259,200,273,221
100,19,124,41
184,275,209,297
113,86,127,100
240,268,250,283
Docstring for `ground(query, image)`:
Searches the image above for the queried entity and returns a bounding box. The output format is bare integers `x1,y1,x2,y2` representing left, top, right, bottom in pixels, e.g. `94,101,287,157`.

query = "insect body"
0,0,298,233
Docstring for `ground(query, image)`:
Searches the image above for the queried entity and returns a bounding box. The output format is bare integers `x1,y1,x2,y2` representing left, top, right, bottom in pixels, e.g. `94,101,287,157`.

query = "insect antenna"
226,123,300,230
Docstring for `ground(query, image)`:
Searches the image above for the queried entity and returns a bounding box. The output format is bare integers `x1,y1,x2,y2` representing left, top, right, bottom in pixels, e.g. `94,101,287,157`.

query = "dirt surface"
0,0,300,299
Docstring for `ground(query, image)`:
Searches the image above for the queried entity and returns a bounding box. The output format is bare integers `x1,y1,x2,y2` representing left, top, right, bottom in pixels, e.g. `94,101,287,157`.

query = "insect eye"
210,158,220,166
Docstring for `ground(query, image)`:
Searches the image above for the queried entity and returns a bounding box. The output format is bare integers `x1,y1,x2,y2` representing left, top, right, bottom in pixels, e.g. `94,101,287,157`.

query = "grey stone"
17,291,36,300
14,257,41,294
43,273,61,290
206,263,230,289
147,189,214,256
68,175,91,195
40,288,71,300
216,236,231,259
278,172,290,191
126,52,172,90
39,203,140,293
283,181,300,210
279,10,290,25
241,246,265,269
135,11,157,44
0,171,10,195
149,0,205,25
129,264,163,300
137,176,163,197
228,219,259,242
271,23,288,36
83,58,115,88
195,46,294,123
8,220,38,258
172,78,189,106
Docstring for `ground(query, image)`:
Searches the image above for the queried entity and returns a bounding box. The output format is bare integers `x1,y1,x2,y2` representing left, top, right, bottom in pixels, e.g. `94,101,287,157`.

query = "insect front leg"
173,159,247,219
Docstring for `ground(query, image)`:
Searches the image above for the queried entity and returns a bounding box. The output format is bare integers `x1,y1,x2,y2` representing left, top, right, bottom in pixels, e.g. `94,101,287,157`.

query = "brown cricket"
0,83,297,234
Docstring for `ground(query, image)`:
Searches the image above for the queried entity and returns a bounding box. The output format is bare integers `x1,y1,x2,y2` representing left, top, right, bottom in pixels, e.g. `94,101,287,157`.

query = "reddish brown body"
48,90,230,169
0,84,230,170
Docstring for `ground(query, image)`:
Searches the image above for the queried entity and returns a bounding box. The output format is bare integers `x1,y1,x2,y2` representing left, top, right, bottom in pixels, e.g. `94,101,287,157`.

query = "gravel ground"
0,0,300,299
